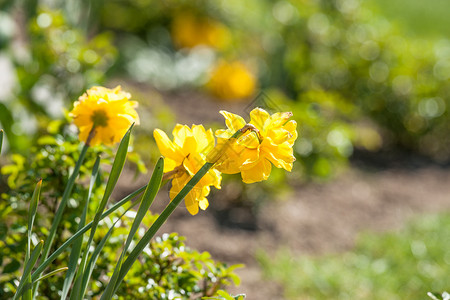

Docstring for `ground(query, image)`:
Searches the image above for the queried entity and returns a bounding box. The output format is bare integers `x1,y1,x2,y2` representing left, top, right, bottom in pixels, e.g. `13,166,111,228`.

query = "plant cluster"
1,85,298,298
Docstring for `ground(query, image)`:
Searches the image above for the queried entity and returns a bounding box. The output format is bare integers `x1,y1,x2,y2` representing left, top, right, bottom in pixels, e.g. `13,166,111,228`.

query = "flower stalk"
106,126,249,296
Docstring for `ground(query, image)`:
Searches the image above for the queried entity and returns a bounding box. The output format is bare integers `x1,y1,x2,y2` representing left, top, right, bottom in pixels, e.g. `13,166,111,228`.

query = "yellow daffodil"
206,60,257,101
212,108,297,183
171,13,231,49
70,86,139,146
154,124,222,215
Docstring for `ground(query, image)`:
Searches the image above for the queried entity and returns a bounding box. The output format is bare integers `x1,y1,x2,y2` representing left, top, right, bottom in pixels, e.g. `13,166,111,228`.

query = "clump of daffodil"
70,86,139,146
171,13,231,50
210,108,297,183
206,60,257,101
154,124,222,215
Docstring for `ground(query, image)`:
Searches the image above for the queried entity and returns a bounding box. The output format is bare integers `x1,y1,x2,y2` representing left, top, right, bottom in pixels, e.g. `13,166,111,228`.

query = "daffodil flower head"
153,124,222,215
171,13,231,50
70,86,139,146
212,108,297,183
206,60,257,100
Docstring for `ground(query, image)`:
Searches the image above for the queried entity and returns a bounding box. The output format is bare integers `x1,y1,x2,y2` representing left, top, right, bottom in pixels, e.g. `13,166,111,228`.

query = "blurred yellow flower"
154,125,222,215
213,108,297,183
171,13,231,49
207,60,257,101
70,86,139,146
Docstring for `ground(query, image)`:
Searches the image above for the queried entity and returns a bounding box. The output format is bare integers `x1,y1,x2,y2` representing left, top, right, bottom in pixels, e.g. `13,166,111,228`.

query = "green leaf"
37,135,57,145
3,259,21,273
24,179,42,300
27,179,42,258
74,207,130,300
74,124,132,299
102,157,164,299
35,141,90,296
34,267,68,283
111,162,215,296
13,240,43,300
99,124,134,214
30,184,147,283
428,292,443,300
124,157,163,252
61,156,101,300
0,129,3,155
100,241,126,300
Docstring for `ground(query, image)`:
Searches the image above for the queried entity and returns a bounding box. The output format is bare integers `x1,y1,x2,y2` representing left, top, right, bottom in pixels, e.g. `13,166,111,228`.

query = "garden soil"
114,87,450,300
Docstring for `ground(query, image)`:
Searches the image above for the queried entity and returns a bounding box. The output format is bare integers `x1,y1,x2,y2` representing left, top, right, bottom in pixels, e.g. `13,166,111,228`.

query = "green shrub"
0,127,242,299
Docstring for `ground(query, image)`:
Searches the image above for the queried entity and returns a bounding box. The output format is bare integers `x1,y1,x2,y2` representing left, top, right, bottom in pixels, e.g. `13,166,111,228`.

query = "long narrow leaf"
97,124,134,216
14,240,43,300
124,157,163,252
34,141,90,296
84,124,133,251
101,157,164,299
24,179,42,300
61,156,101,300
0,129,3,154
71,124,132,299
34,267,68,283
32,125,131,294
27,179,42,258
30,184,146,283
100,246,125,300
72,206,131,300
111,162,215,295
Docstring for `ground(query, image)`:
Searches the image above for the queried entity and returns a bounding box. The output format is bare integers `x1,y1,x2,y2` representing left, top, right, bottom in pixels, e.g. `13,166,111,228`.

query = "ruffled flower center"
91,109,109,127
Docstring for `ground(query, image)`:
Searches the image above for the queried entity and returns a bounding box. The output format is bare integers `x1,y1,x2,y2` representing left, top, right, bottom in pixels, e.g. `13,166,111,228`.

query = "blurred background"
0,0,449,299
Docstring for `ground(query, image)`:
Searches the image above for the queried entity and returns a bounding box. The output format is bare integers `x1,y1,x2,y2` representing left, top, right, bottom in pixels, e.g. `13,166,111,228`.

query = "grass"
257,213,450,300
369,0,450,37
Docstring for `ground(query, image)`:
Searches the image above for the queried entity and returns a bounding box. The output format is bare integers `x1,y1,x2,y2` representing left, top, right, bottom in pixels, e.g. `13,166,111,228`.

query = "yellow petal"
200,168,222,189
269,111,293,128
192,125,215,154
199,198,209,210
172,124,192,147
213,140,244,174
215,128,231,139
261,138,295,171
241,158,272,183
240,148,260,168
153,129,184,163
283,120,298,146
219,110,246,132
237,131,260,149
163,158,178,173
183,152,204,176
249,107,270,132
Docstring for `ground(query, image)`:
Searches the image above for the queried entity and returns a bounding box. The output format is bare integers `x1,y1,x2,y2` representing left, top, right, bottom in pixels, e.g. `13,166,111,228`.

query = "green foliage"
0,126,109,298
0,125,242,299
368,0,450,37
0,4,117,153
258,213,450,300
270,0,450,161
203,290,246,300
116,233,243,299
